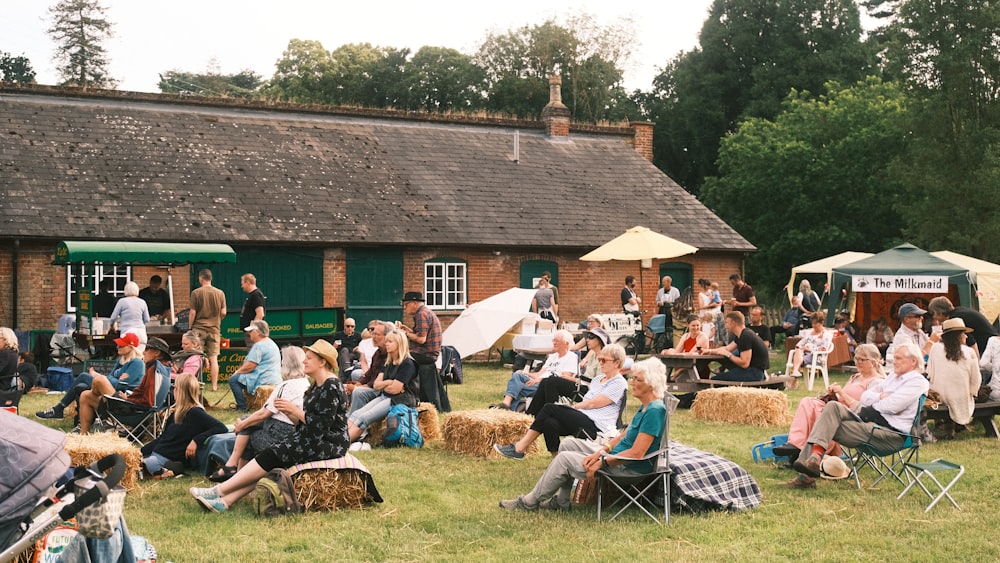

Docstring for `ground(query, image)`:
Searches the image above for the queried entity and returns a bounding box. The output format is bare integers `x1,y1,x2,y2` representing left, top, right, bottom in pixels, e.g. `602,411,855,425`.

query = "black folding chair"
99,366,172,446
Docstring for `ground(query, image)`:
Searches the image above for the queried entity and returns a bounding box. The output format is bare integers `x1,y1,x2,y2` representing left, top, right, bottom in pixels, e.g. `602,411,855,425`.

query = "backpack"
382,403,424,448
253,468,301,517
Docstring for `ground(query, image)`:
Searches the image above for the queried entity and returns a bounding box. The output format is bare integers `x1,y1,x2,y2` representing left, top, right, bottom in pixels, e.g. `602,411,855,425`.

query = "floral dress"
266,377,350,465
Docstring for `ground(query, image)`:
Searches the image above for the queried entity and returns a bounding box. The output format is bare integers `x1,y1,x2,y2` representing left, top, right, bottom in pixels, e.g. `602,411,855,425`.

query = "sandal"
208,465,237,483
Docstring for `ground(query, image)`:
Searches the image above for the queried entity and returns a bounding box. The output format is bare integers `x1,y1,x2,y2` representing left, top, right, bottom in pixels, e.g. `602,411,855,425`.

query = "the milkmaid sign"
851,275,948,293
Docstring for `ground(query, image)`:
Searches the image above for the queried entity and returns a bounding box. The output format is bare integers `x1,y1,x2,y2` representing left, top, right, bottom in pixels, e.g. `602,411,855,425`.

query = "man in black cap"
400,291,445,410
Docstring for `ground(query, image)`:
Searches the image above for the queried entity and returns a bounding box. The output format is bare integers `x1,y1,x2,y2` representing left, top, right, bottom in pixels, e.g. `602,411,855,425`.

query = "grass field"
17,355,1000,562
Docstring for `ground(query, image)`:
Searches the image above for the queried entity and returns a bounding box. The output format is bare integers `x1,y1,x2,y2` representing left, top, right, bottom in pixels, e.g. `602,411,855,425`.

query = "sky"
2,0,718,93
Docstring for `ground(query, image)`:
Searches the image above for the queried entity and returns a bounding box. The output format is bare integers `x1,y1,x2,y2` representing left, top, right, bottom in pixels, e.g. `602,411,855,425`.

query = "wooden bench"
925,401,1000,440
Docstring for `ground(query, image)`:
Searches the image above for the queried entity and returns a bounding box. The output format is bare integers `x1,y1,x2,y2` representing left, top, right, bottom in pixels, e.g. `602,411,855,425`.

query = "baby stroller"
0,410,126,563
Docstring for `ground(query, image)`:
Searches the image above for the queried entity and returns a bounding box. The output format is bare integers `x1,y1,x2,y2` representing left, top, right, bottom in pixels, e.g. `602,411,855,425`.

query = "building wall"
0,241,744,336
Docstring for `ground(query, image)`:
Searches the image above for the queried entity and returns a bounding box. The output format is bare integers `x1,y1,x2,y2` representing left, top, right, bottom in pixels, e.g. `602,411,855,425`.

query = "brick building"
0,79,753,336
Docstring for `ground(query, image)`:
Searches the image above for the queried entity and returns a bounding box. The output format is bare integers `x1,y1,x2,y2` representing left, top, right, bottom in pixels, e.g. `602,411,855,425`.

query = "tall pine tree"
47,0,115,87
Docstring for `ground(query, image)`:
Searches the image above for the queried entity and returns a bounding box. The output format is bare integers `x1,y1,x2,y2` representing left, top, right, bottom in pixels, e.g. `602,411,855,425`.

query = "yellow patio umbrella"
580,226,698,310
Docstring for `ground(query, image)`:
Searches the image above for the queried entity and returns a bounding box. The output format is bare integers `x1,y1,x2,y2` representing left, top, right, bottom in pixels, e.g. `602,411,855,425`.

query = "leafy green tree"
404,46,485,112
265,39,336,104
0,52,36,83
474,14,633,121
158,66,263,98
701,77,910,290
647,0,873,193
885,0,1000,260
47,0,115,87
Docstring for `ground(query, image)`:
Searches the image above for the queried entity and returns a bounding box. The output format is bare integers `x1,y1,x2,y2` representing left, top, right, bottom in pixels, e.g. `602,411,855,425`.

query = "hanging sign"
851,275,948,293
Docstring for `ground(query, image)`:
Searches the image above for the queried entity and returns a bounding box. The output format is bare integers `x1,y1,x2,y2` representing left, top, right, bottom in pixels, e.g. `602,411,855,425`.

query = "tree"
474,14,633,121
158,64,263,98
265,39,336,104
700,77,910,291
646,0,874,193
47,0,115,88
0,52,36,83
404,46,485,112
883,0,1000,260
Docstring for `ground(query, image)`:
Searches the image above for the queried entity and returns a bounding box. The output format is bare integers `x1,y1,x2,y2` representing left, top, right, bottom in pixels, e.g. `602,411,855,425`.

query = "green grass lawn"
17,356,1000,562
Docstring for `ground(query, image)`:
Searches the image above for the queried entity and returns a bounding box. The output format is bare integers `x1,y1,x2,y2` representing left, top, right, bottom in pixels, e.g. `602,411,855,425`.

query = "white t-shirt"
263,377,311,426
540,351,579,377
357,338,377,365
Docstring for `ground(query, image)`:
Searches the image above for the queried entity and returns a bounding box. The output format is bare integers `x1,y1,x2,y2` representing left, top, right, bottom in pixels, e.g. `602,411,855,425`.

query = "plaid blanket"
669,441,762,512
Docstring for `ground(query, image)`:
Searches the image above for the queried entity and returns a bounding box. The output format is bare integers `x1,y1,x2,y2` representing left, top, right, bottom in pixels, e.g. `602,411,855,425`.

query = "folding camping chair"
846,395,926,489
596,395,678,525
897,458,965,512
99,365,172,446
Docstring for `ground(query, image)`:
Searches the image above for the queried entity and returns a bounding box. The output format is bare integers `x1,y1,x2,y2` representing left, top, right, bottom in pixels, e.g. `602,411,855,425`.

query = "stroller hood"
0,410,70,537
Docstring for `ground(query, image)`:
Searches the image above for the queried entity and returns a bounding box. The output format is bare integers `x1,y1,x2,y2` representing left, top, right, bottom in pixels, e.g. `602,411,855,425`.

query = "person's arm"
233,359,259,375
188,409,229,458
233,406,272,433
254,306,264,322
273,397,306,425
725,344,752,368
531,297,538,314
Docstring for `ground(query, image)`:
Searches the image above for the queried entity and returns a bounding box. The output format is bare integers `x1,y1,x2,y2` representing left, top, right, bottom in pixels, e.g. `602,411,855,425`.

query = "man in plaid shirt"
400,291,447,411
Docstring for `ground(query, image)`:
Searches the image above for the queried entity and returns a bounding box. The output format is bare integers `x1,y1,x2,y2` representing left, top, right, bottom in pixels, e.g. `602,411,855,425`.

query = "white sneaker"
349,442,372,451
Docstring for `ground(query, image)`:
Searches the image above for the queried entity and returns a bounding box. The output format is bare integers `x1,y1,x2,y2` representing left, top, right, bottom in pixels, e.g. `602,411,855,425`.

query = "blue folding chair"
645,314,668,353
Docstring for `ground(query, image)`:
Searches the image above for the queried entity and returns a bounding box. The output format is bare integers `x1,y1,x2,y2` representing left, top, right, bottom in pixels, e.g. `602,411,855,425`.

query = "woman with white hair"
498,357,669,512
107,281,150,350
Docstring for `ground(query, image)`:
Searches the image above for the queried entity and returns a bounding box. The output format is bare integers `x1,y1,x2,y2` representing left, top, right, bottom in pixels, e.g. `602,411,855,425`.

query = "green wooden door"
519,260,558,289
659,262,693,295
346,248,404,327
192,246,324,309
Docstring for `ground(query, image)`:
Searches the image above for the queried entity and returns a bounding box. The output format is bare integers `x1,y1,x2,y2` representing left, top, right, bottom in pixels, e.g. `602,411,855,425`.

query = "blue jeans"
349,386,378,416
348,394,391,431
142,451,170,474
713,367,766,382
229,373,249,410
504,371,539,409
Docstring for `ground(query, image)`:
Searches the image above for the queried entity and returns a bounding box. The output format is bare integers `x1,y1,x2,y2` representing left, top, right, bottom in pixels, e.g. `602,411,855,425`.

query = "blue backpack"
382,404,423,448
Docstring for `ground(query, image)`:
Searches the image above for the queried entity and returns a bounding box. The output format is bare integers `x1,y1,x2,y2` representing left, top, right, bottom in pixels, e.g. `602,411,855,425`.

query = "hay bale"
248,385,275,412
291,469,371,511
364,402,441,446
441,409,541,458
691,387,791,427
64,433,143,491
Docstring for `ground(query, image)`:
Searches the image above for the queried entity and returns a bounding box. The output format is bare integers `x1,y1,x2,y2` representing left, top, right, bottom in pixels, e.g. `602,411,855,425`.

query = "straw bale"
364,402,441,446
291,469,371,511
64,401,77,420
63,433,143,491
249,385,275,412
441,409,541,458
691,387,791,427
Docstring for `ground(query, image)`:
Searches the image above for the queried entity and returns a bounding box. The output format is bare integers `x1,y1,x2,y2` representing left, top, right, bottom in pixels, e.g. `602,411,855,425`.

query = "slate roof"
0,87,754,252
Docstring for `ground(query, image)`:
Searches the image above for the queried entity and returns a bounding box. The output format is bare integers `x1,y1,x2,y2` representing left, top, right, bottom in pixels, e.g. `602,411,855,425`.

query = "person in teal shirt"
499,357,670,511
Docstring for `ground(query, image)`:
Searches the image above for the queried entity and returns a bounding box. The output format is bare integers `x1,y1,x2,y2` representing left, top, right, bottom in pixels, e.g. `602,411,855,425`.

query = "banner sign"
851,275,948,293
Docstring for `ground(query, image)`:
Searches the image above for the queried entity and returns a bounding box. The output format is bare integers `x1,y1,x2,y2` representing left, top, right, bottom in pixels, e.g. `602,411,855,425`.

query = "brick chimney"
541,75,570,138
630,122,654,162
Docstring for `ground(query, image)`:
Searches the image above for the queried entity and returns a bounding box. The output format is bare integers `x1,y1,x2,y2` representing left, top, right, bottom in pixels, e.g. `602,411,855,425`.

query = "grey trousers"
797,401,905,464
524,437,644,506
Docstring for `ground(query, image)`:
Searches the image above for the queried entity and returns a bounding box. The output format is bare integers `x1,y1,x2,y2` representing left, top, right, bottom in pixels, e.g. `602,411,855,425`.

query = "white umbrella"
580,225,698,302
442,288,538,358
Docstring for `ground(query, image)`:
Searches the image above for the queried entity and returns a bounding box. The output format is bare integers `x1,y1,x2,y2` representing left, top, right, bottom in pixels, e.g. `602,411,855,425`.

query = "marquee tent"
931,251,1000,323
826,244,975,331
786,251,874,303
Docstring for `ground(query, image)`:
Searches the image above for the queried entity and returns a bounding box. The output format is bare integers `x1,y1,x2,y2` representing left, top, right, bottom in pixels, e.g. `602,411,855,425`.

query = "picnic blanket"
669,441,762,512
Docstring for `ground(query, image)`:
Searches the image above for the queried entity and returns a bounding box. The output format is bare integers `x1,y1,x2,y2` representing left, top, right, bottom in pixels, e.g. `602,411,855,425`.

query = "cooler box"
44,367,74,392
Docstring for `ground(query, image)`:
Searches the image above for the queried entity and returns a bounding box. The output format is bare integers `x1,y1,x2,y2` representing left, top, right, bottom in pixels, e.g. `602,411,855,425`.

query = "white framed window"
424,259,467,310
65,264,131,313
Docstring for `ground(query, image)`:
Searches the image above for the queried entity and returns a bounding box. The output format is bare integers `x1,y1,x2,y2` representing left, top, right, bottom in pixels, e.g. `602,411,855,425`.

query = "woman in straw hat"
190,339,350,513
927,317,981,439
777,343,885,488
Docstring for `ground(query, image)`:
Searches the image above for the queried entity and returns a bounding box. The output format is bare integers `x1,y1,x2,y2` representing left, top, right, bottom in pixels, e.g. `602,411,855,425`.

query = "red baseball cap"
113,332,140,348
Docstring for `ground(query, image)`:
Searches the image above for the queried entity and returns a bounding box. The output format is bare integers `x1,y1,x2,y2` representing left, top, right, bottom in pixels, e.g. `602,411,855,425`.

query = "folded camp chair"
596,395,679,525
846,395,926,489
99,363,172,446
645,314,668,354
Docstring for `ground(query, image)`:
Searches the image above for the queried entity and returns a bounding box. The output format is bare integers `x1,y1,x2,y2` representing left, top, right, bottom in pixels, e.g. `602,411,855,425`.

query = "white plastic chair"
785,337,831,391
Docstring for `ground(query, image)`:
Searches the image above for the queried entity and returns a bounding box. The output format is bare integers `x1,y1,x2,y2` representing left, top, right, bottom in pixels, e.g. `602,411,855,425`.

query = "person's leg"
713,367,764,382
208,354,220,391
142,451,170,474
229,374,248,411
216,459,267,507
348,386,378,416
789,349,805,375
347,395,391,441
519,450,588,506
502,371,531,408
78,388,105,434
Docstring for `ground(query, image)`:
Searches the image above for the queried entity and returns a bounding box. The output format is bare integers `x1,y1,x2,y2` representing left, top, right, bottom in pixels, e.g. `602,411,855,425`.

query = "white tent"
786,251,874,302
932,251,1000,322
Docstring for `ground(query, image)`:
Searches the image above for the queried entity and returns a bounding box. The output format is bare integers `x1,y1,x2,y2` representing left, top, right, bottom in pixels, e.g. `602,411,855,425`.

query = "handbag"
73,478,126,539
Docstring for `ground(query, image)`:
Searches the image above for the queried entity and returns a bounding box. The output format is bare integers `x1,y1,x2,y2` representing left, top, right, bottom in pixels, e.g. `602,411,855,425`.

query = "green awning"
53,241,237,265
